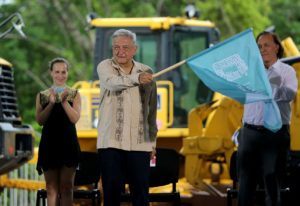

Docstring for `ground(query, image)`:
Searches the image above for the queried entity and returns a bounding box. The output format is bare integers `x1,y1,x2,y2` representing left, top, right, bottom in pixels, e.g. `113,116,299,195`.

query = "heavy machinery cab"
90,17,220,128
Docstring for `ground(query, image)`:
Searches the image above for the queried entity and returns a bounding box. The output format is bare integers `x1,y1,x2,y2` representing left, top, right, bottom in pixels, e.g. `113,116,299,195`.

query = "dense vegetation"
0,0,299,142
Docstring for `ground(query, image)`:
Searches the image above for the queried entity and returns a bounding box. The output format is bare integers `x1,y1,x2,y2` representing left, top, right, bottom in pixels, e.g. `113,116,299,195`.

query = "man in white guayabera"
97,29,157,206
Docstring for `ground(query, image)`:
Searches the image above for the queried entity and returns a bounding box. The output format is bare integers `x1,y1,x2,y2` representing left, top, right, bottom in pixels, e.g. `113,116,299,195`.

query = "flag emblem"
186,28,282,132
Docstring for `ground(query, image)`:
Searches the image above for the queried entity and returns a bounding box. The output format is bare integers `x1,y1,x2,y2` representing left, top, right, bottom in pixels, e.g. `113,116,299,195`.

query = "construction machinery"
74,8,300,200
75,11,234,200
0,13,34,177
1,7,300,206
73,8,240,200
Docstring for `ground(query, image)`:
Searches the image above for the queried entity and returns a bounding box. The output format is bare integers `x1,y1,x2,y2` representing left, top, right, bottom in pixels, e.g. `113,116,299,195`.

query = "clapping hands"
61,89,69,103
50,88,56,104
50,88,69,104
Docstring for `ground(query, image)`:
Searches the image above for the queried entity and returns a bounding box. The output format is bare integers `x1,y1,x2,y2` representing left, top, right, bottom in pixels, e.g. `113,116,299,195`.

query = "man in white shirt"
97,29,157,206
237,31,298,206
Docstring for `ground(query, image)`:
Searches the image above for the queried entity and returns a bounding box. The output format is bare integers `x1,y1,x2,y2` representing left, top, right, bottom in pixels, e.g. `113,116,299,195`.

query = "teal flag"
186,28,282,132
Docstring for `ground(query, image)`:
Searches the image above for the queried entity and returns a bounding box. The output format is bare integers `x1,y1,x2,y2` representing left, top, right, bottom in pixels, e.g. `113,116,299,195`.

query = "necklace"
52,86,66,93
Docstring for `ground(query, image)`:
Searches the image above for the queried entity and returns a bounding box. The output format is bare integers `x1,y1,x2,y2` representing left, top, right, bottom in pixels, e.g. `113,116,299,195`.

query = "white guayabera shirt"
96,58,157,152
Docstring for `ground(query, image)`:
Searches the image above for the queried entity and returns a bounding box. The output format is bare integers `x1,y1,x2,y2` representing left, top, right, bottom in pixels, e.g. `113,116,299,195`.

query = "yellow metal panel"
157,128,189,138
157,81,174,128
0,174,45,190
282,39,300,151
78,138,97,152
77,130,98,138
74,81,100,131
156,87,168,130
290,90,300,150
282,37,300,57
76,88,92,130
28,147,39,164
91,17,215,30
0,57,12,67
181,136,224,155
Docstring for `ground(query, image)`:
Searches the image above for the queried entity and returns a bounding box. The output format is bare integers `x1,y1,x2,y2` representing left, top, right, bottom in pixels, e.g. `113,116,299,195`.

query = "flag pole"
153,60,186,78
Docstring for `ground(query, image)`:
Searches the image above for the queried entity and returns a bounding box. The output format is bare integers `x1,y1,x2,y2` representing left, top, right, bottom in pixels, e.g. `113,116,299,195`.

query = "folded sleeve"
97,60,140,92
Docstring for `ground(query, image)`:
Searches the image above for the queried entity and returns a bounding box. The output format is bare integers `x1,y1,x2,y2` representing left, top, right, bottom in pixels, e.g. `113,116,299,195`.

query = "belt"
244,123,289,132
244,123,266,131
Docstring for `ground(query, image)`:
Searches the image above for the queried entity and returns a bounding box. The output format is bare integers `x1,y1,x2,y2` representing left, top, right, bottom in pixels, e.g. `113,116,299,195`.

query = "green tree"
269,0,300,48
195,0,271,39
1,0,299,139
0,0,188,135
1,0,95,135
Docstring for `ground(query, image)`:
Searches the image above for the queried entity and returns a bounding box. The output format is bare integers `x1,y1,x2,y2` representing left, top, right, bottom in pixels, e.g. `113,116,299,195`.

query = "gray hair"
112,29,136,45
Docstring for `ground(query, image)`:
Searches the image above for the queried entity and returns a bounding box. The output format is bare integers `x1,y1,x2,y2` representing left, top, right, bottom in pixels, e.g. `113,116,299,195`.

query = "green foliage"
0,0,299,142
96,0,187,17
1,0,95,127
269,0,300,48
196,0,271,39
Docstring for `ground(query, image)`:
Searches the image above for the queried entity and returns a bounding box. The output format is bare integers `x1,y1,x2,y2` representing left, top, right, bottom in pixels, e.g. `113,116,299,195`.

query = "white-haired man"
97,29,157,206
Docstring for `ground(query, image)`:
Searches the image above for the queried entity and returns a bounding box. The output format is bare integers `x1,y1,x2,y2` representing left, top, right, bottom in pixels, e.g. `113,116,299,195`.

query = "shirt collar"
111,58,138,74
266,59,280,72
